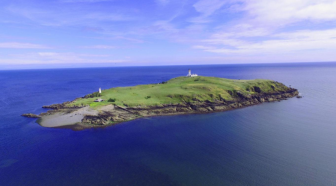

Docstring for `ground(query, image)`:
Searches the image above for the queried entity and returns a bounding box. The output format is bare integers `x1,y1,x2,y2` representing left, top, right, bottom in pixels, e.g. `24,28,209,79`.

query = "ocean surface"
1,63,336,186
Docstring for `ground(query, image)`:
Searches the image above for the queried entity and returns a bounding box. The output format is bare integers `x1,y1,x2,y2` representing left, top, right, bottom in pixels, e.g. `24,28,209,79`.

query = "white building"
99,88,102,94
94,98,104,102
187,69,198,77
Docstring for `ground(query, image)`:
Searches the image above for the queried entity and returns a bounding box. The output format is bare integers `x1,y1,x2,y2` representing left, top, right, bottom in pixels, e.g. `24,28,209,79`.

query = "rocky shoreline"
82,88,299,126
23,88,299,128
21,113,41,118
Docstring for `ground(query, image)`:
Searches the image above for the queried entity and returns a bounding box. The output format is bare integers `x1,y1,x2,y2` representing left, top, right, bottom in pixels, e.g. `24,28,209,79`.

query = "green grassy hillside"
67,76,290,108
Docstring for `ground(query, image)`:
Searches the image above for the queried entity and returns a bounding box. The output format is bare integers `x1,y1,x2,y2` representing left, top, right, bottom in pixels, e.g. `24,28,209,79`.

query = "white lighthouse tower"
187,69,198,77
99,88,102,94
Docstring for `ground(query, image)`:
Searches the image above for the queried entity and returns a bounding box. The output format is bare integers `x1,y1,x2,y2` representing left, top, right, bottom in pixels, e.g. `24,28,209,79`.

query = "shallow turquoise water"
1,63,336,185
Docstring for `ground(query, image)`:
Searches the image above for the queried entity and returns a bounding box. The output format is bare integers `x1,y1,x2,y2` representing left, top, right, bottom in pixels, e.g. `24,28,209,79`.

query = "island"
22,76,299,129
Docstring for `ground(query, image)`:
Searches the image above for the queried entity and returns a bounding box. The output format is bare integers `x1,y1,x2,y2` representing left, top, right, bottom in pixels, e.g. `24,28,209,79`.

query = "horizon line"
1,61,336,71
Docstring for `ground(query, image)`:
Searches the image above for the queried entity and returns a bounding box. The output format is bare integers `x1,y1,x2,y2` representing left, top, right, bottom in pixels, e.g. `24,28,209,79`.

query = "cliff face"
81,88,299,126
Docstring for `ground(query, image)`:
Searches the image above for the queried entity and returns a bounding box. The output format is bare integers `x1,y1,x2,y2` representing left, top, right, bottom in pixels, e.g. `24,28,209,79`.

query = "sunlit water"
1,63,336,186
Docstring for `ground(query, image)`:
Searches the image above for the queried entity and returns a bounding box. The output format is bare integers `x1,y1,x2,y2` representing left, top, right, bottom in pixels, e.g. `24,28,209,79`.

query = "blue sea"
1,63,336,186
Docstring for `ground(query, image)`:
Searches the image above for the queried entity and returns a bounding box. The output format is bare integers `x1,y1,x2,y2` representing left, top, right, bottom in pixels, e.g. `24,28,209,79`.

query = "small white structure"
94,98,104,102
187,69,198,77
99,88,102,94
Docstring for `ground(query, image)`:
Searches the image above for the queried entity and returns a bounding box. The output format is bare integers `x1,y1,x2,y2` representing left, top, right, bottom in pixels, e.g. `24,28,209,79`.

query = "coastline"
29,88,299,129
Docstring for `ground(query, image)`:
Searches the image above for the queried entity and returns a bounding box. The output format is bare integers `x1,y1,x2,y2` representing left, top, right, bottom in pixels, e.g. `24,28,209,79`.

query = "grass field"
67,76,289,108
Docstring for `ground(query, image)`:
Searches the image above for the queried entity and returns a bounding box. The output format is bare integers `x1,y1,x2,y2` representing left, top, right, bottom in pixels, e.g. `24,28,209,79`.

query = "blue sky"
1,0,336,69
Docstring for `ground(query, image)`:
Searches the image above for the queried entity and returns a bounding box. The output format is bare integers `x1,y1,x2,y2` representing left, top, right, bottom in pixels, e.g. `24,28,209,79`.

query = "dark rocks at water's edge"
42,103,64,109
81,88,300,126
21,113,41,118
27,88,299,127
22,101,82,119
42,101,83,109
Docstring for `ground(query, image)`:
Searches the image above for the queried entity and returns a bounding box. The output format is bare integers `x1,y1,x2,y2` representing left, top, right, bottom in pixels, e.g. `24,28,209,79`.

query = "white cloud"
190,0,228,23
190,0,336,63
207,24,270,44
193,0,227,16
242,0,336,26
152,20,179,34
196,28,336,55
6,5,135,27
0,42,49,49
38,52,58,56
83,45,117,49
1,52,128,65
84,13,134,22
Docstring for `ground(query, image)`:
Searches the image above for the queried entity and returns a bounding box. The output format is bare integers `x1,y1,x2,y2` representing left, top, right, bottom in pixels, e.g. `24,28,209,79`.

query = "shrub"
84,92,101,98
108,98,116,102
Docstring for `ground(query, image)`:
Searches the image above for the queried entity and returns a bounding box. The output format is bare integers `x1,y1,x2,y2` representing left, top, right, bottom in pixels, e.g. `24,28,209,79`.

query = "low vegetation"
84,92,101,98
108,98,116,102
67,76,290,108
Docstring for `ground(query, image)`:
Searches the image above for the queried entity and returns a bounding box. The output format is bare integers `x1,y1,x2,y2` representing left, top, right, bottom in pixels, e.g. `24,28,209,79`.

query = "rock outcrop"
21,113,41,118
42,101,83,109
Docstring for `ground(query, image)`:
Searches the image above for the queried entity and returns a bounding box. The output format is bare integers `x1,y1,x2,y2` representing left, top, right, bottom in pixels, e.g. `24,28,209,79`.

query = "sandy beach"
38,107,99,127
